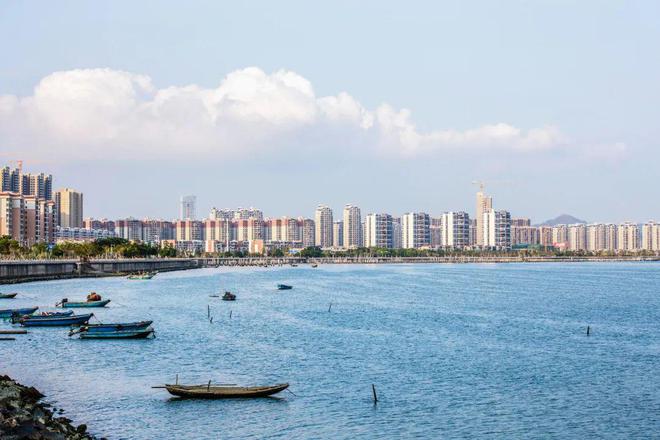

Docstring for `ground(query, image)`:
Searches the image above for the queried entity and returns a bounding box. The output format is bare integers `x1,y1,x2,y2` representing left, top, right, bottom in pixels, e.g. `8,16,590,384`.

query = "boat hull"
79,329,154,339
0,293,17,299
164,383,289,399
20,313,93,327
61,300,110,308
277,285,293,290
0,307,38,319
83,321,153,333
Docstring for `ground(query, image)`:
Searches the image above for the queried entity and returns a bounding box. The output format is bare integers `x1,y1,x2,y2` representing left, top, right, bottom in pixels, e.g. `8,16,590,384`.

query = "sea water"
2,263,659,439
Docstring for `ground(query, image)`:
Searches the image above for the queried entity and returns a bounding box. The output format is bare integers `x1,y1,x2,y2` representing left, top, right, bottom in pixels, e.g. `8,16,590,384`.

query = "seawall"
0,258,205,284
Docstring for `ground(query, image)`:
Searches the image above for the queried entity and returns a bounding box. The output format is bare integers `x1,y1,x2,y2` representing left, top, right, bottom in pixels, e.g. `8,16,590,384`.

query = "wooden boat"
222,291,236,301
0,307,38,319
0,293,17,299
37,310,74,317
127,272,155,280
73,327,155,339
290,264,298,267
277,284,293,290
71,320,153,334
157,382,289,399
58,298,110,308
311,263,318,268
19,313,93,327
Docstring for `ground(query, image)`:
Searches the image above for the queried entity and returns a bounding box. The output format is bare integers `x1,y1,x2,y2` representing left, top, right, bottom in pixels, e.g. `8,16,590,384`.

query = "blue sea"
2,263,659,439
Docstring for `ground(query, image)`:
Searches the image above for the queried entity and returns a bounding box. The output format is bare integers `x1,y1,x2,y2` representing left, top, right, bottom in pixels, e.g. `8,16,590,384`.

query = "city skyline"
1,2,659,222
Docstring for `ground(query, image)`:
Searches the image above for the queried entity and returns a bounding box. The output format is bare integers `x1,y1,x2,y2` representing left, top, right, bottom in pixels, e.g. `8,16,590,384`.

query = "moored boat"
0,307,38,319
277,284,293,290
156,382,289,399
19,313,93,327
71,326,155,339
0,293,18,299
311,263,318,268
127,272,155,280
37,310,74,317
222,291,236,301
58,298,110,308
71,320,153,334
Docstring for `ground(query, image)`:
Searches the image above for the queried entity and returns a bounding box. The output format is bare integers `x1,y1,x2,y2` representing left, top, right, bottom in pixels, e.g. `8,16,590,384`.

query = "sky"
1,0,658,223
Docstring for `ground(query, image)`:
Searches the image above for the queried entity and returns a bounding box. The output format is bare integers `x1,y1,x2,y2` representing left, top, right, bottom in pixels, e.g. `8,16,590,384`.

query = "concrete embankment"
0,375,99,439
0,258,205,284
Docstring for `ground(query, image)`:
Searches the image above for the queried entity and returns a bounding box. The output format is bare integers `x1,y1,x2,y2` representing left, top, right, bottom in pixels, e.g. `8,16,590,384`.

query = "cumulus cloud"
0,67,620,160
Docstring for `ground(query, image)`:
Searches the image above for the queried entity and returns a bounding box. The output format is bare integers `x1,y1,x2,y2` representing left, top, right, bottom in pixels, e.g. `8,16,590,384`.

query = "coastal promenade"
0,255,658,284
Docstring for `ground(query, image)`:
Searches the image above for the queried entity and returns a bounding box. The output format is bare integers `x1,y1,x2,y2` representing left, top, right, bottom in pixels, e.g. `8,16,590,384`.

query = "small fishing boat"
155,382,289,399
277,284,293,290
222,291,236,301
0,307,38,319
76,328,154,339
19,313,93,327
290,264,298,267
127,272,155,280
0,293,18,299
37,310,74,317
57,298,110,308
70,323,155,339
311,263,318,268
72,320,153,334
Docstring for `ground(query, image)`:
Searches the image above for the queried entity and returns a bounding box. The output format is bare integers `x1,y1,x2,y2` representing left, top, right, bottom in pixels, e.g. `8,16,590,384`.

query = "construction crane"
471,180,485,193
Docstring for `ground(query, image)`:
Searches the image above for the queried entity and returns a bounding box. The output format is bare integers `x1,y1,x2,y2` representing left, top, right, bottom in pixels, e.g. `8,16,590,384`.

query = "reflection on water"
3,263,660,439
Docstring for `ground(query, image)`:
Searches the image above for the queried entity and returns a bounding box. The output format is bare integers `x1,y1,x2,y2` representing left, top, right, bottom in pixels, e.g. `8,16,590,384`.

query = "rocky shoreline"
0,375,101,440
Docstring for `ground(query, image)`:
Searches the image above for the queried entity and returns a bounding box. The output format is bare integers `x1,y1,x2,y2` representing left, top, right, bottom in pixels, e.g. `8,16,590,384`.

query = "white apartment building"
617,222,639,251
402,212,430,248
642,221,660,251
332,221,343,248
483,209,511,249
314,205,333,247
441,211,471,248
364,213,393,248
343,204,362,248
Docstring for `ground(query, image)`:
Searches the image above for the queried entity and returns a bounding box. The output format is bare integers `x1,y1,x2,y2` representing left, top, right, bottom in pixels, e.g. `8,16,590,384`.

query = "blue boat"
0,307,38,319
58,299,111,308
19,313,93,327
75,327,155,339
71,320,153,335
277,284,293,290
37,310,74,317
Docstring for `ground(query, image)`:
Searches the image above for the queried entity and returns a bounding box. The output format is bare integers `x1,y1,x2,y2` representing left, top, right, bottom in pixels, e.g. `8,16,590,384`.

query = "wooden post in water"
176,374,178,385
372,384,378,404
207,305,210,318
207,380,211,391
229,310,232,319
328,302,332,313
587,325,590,336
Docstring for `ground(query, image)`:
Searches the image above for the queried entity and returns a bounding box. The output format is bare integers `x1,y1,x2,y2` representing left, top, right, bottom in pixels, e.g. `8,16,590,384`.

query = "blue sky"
1,1,658,222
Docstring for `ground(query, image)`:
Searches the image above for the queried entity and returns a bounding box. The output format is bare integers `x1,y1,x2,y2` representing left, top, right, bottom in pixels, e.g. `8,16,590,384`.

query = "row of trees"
1,236,657,259
0,236,176,259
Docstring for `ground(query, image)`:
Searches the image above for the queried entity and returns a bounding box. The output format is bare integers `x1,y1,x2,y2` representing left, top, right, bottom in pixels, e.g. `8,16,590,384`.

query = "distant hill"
537,214,587,226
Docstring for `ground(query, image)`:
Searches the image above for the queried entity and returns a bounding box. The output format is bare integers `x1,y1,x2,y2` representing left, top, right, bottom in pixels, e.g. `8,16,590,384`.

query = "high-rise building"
442,212,471,248
642,221,660,251
567,224,587,251
430,217,443,248
402,212,430,248
364,213,393,248
0,167,21,193
475,189,493,246
483,209,511,249
55,188,83,228
179,195,196,220
332,221,343,248
315,205,333,247
301,218,315,247
552,225,568,247
176,219,203,241
617,222,639,251
343,204,362,248
391,217,402,249
209,208,234,220
538,226,553,247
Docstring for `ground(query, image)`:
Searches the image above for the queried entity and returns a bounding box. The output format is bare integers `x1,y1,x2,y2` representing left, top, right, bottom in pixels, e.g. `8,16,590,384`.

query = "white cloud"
0,67,622,161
